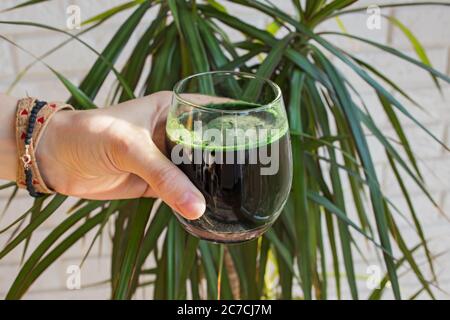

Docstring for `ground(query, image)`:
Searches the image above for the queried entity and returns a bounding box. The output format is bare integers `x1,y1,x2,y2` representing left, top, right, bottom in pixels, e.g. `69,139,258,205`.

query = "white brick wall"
0,0,449,299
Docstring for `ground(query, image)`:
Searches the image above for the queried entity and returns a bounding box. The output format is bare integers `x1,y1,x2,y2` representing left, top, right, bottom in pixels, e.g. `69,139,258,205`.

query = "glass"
166,71,293,243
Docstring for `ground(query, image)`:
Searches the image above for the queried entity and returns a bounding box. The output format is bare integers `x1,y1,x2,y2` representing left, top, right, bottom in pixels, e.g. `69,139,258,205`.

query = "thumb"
121,136,206,220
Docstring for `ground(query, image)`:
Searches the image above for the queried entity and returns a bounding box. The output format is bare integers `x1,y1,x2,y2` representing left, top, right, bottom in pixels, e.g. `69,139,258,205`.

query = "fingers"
122,137,206,220
62,173,158,200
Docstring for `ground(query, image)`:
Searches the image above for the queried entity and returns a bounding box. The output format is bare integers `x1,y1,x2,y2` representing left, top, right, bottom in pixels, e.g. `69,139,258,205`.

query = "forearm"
0,94,18,182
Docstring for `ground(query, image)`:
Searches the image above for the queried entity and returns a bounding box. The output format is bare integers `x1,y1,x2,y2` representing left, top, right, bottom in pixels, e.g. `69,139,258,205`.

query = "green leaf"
0,34,97,109
288,69,312,299
6,206,108,299
0,186,18,222
0,0,49,12
177,2,213,93
0,20,134,101
384,15,441,91
6,201,104,298
243,33,295,101
118,6,167,100
21,197,45,264
177,235,200,299
313,48,401,298
206,0,227,12
167,0,181,33
145,24,180,93
0,182,15,191
0,195,66,260
199,242,218,299
113,198,153,299
266,20,281,35
69,2,151,105
333,2,450,18
309,0,356,26
53,71,96,109
386,153,436,283
350,55,423,109
82,0,144,25
136,203,172,267
320,31,450,85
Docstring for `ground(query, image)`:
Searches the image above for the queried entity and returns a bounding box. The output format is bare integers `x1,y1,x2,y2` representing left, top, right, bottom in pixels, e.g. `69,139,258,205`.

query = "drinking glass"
166,71,292,243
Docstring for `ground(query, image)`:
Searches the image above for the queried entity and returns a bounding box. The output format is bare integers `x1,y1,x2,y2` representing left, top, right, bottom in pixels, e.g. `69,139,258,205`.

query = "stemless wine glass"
166,71,292,243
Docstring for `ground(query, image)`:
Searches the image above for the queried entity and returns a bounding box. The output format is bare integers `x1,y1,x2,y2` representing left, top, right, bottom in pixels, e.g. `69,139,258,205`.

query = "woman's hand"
35,91,205,220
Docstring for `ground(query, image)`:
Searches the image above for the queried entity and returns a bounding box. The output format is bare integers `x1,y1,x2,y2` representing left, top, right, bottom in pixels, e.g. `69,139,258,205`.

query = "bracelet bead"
23,100,48,197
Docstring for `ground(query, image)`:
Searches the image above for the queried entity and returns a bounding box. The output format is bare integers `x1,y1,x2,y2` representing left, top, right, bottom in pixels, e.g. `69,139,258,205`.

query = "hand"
35,91,205,220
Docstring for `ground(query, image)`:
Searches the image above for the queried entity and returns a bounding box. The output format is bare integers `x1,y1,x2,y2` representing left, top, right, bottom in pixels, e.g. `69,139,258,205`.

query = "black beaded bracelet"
22,99,47,197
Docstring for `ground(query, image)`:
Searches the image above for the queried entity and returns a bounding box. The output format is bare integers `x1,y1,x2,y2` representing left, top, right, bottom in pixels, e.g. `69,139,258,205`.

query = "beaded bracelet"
16,97,74,197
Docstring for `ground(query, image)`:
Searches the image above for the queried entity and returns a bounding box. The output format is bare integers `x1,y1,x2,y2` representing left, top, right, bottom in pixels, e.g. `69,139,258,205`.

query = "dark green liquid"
166,102,292,243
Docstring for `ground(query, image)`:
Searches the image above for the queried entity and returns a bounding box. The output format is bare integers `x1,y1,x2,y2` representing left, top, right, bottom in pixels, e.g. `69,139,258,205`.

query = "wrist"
35,110,74,190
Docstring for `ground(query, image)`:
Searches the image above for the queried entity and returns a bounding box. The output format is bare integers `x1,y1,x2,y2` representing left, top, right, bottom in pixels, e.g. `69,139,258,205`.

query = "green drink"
167,72,292,243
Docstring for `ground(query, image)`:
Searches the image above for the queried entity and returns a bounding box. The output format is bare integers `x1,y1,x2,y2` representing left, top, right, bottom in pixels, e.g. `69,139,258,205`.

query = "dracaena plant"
1,0,449,300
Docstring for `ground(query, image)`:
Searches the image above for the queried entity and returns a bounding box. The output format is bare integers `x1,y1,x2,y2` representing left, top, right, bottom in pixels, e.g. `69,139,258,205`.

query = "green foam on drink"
166,101,289,151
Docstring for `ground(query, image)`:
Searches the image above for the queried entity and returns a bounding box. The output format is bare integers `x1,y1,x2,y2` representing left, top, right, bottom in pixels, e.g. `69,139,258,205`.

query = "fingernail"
177,192,206,220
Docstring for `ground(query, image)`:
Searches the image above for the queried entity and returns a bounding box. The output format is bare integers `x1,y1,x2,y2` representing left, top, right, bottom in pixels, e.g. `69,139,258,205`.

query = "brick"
348,48,448,92
418,155,450,191
59,256,111,286
22,285,110,300
383,153,450,197
0,195,84,234
388,192,446,229
0,1,67,36
66,0,132,25
0,179,27,197
364,133,390,165
447,47,450,76
361,99,446,164
402,124,446,160
360,93,390,128
442,192,450,222
61,225,113,260
6,76,77,102
80,21,134,57
0,264,20,294
13,32,100,76
329,57,380,95
0,41,16,77
0,193,34,230
0,229,57,265
393,87,450,128
0,233,28,267
0,81,10,93
0,257,64,295
391,7,450,48
318,12,388,49
0,216,113,269
224,2,269,30
382,163,424,197
444,124,450,154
